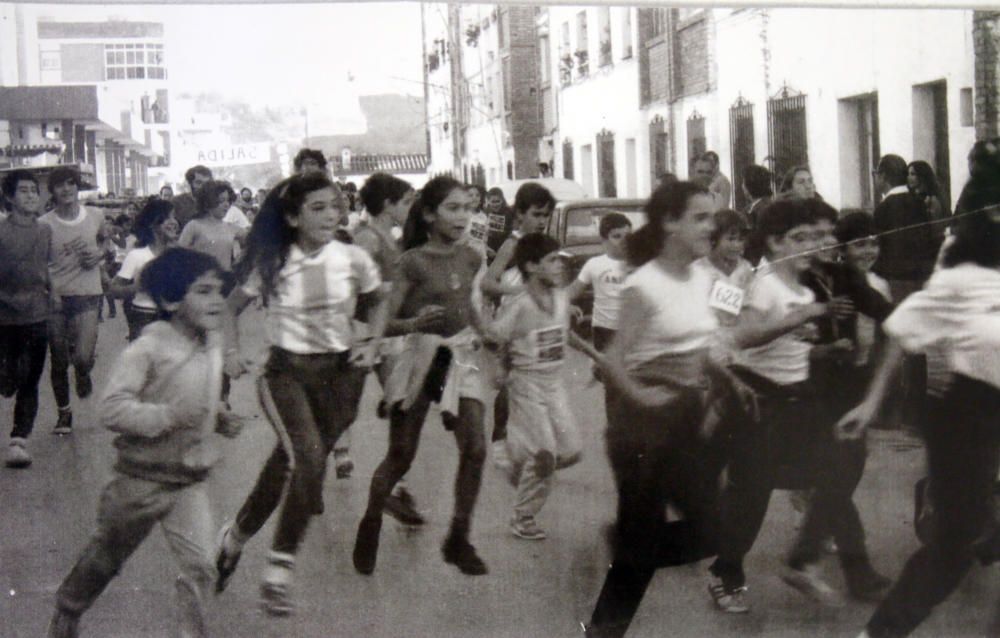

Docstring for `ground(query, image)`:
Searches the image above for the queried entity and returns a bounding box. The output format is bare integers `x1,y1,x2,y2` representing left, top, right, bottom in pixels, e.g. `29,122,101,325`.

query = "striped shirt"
243,241,381,354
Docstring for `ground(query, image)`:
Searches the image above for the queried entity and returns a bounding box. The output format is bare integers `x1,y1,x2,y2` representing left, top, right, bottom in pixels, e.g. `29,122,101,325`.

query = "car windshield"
564,206,646,246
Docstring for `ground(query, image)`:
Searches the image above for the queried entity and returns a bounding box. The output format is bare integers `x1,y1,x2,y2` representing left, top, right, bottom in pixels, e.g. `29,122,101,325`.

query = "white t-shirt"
242,240,381,354
737,270,815,385
222,205,250,230
117,246,157,310
623,261,718,370
492,288,570,372
577,254,629,330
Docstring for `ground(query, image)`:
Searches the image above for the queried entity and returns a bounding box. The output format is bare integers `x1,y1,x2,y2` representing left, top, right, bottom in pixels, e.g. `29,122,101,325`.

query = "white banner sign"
195,142,272,167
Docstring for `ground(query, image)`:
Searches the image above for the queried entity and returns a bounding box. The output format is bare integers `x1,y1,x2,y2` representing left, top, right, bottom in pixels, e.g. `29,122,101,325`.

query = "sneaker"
384,488,426,526
510,516,547,540
845,565,892,602
52,409,73,436
708,576,750,614
781,564,844,607
442,535,488,575
5,438,31,469
74,369,93,399
214,523,243,594
334,449,353,479
353,516,382,575
259,581,293,617
47,609,80,638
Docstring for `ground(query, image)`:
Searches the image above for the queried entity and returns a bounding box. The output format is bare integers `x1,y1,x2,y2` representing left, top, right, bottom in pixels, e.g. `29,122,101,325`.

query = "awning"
0,142,66,157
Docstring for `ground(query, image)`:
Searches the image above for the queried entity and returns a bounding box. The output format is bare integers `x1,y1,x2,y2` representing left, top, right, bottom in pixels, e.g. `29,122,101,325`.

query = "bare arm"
481,239,523,299
836,339,905,440
732,302,827,349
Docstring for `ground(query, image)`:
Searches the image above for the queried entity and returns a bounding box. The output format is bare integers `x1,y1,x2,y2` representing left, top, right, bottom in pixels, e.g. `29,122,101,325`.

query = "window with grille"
686,112,706,170
729,98,755,210
767,90,808,188
621,8,633,59
104,43,166,80
597,130,617,197
649,116,668,184
563,140,574,179
598,7,612,67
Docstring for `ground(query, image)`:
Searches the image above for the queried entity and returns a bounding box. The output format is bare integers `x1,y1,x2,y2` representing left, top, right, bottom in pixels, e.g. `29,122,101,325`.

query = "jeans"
48,295,101,408
867,375,1000,637
55,475,216,638
0,322,48,438
233,348,365,554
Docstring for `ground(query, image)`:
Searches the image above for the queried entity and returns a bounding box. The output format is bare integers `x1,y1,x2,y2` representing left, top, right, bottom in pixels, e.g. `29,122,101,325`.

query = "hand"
349,339,380,368
827,296,855,319
569,305,584,322
793,322,819,342
835,401,877,441
78,249,103,270
411,305,446,332
215,408,247,438
223,350,246,379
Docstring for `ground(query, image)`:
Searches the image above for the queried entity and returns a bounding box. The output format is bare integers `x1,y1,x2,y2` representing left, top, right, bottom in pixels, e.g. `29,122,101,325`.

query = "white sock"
263,551,294,585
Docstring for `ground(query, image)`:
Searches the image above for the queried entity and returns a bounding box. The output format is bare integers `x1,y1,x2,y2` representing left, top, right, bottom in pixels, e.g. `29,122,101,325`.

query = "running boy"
40,166,105,435
48,248,238,638
0,170,52,468
489,233,582,540
480,183,556,469
178,180,246,273
566,212,632,354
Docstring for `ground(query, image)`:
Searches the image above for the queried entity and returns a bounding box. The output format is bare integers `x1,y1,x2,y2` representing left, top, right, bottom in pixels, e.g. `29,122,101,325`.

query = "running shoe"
510,516,547,540
442,534,488,575
384,488,425,526
708,576,750,614
52,409,73,435
353,516,382,575
214,522,242,594
781,564,844,607
47,609,80,638
5,438,31,469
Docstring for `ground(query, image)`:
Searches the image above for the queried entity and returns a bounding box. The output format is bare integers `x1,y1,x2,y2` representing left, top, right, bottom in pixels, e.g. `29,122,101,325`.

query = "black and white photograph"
1,1,999,636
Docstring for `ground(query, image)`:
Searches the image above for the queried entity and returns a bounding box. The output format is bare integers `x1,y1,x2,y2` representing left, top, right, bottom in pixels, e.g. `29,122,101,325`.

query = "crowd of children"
2,142,999,638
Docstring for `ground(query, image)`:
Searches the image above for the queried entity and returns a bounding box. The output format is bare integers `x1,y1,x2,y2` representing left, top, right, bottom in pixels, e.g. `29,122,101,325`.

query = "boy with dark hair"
567,212,632,353
480,183,556,471
293,148,328,175
0,170,52,468
488,233,581,540
40,166,105,436
48,248,240,638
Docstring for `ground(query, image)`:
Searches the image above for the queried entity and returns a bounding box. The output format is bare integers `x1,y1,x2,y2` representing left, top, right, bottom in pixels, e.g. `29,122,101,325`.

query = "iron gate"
767,91,808,190
729,97,755,211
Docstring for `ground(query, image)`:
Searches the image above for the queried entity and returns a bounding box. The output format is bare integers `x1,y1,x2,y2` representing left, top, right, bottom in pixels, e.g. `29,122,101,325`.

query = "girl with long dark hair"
353,175,491,577
212,172,387,616
585,181,754,636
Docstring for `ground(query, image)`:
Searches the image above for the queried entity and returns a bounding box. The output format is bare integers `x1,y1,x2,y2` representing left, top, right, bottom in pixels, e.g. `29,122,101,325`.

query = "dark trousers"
234,348,365,554
363,392,486,537
0,322,48,439
587,387,723,637
592,326,616,352
867,375,1000,638
491,384,508,443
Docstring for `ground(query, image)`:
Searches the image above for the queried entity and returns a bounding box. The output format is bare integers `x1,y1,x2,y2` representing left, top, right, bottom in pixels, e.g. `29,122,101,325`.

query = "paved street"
2,307,998,638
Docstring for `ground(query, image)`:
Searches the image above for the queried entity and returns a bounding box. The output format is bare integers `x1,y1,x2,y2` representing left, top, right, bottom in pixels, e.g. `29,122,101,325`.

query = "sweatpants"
506,368,582,520
233,348,365,554
867,375,1000,637
55,474,216,638
0,321,48,438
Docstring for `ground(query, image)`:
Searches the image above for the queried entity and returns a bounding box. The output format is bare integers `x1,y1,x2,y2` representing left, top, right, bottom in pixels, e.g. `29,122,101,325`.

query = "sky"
29,2,428,135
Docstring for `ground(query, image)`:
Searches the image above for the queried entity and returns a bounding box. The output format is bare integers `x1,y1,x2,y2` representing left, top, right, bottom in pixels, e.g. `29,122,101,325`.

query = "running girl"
213,173,387,616
352,175,490,577
110,199,180,341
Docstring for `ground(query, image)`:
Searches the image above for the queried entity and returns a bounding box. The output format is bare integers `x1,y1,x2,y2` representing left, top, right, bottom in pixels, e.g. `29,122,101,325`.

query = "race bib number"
532,325,565,364
469,220,488,241
488,214,507,234
709,280,744,316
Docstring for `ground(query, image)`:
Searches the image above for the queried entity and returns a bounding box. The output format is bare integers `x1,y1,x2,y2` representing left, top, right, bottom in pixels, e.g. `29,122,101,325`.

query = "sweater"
101,321,223,484
0,215,52,325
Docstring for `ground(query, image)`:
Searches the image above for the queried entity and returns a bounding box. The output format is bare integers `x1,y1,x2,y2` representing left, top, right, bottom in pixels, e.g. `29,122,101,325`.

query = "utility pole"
448,3,464,177
420,2,432,163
